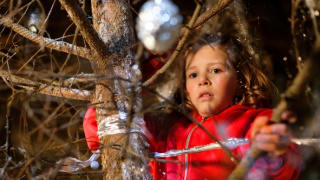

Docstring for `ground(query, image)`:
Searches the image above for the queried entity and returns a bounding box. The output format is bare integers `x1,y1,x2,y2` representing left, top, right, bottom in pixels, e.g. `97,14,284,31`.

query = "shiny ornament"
136,0,183,53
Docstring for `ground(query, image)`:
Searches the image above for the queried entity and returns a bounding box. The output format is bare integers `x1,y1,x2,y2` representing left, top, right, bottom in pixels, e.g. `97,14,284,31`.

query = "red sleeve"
83,107,100,152
165,118,190,179
166,128,182,180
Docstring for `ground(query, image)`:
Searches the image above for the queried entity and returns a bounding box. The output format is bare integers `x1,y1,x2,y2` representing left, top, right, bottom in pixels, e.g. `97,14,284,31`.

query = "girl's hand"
251,111,296,155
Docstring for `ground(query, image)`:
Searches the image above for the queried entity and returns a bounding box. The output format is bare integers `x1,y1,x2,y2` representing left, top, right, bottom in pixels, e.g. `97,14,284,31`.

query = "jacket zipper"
184,118,207,180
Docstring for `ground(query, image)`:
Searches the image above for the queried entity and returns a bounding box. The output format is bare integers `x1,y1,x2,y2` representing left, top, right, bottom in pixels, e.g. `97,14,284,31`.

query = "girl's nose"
198,75,211,86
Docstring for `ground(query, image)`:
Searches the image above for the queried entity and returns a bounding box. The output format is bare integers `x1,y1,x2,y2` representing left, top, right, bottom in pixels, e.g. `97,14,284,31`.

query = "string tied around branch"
97,111,146,138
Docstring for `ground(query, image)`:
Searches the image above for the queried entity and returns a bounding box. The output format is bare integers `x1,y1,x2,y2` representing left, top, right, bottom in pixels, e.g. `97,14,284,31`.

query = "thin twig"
58,0,111,66
0,70,92,101
193,0,233,29
0,19,92,60
5,91,15,158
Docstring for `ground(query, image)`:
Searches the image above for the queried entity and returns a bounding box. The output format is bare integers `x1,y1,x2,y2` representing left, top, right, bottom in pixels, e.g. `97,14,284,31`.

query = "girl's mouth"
199,91,213,100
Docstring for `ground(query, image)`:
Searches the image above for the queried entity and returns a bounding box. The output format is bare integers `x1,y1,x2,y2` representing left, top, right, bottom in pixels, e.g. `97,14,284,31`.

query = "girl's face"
185,45,238,117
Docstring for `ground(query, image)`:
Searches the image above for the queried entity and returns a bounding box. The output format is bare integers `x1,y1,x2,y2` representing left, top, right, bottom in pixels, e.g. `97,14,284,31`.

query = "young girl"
165,34,301,179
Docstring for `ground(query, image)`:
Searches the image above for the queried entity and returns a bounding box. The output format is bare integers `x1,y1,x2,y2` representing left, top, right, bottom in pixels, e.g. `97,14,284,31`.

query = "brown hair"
184,34,275,110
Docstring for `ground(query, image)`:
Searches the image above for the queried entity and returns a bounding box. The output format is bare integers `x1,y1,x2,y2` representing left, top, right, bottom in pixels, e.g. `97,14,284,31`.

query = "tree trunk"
91,0,151,179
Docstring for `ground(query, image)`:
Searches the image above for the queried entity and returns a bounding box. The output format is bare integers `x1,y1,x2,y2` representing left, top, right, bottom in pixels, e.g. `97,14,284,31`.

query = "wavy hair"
184,34,275,110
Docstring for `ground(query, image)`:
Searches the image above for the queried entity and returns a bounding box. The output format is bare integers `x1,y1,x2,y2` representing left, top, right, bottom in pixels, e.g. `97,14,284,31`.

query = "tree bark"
91,0,151,179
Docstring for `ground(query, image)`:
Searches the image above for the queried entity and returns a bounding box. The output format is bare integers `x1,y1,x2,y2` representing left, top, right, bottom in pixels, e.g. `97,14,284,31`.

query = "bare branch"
55,73,96,86
0,70,92,101
289,0,303,71
59,0,111,67
193,0,233,29
228,38,320,180
19,84,92,101
0,18,92,60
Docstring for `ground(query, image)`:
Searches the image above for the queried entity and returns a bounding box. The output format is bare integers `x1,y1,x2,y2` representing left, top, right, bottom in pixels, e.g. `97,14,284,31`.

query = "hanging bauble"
136,0,183,53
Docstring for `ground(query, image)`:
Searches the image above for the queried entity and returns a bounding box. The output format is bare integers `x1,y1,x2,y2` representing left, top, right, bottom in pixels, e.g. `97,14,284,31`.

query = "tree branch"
0,18,92,60
228,38,319,180
289,0,303,72
0,70,92,101
58,0,111,68
193,0,233,29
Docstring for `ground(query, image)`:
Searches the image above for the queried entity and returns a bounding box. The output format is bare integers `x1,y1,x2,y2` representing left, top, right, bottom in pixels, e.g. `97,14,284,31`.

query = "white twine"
97,111,145,138
57,150,101,173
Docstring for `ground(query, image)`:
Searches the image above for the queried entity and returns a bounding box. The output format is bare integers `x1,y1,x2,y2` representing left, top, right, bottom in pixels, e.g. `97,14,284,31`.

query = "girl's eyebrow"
207,62,226,66
187,61,225,69
185,66,197,71
185,60,227,71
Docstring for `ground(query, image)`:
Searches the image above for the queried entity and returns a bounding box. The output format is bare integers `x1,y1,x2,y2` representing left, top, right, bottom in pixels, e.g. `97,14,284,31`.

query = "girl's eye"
189,73,197,78
210,69,221,73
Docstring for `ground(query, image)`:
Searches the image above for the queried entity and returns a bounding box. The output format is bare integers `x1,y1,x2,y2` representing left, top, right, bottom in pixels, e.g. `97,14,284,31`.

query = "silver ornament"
136,0,183,53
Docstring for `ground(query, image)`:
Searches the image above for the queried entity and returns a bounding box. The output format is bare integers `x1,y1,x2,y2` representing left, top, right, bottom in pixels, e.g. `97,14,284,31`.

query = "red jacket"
166,105,301,180
83,58,175,179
